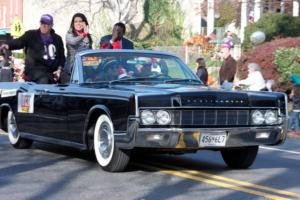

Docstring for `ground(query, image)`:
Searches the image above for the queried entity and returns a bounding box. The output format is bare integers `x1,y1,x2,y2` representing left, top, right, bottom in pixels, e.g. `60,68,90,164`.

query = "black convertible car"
0,50,288,172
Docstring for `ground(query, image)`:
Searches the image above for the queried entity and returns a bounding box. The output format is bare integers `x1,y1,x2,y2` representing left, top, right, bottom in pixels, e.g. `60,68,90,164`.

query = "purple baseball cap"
40,14,53,25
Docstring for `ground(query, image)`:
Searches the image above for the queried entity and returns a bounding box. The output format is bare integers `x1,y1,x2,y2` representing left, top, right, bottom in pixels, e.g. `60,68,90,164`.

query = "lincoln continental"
0,50,288,172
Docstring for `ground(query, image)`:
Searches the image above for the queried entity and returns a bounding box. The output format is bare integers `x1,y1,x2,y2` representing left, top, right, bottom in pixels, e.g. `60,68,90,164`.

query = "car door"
33,84,68,140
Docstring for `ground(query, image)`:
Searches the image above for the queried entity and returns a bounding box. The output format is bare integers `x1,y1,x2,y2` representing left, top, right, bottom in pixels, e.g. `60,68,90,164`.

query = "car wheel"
93,114,130,172
221,146,259,169
7,110,33,149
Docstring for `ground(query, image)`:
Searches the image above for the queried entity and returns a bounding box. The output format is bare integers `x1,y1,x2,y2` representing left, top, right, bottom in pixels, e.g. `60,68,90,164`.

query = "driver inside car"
102,60,129,81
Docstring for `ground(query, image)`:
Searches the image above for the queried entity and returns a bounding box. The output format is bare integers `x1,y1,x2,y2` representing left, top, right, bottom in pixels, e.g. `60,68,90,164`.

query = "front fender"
0,103,12,131
82,105,111,149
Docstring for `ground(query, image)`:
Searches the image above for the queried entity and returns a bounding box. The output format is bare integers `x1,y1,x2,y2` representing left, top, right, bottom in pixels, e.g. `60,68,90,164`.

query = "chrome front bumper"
135,126,287,149
115,119,288,149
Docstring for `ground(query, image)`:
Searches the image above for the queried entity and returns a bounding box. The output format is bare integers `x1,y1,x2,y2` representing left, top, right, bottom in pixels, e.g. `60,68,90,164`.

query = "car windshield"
80,52,201,85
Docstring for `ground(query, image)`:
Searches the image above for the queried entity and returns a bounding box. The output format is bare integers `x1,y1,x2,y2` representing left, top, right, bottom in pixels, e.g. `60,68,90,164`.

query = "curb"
288,133,300,137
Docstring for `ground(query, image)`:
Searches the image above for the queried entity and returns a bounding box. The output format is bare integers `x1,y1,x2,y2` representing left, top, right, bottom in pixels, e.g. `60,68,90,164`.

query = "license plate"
200,132,227,147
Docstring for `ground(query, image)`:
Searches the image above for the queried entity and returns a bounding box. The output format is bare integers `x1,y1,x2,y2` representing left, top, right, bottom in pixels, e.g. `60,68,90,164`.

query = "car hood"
109,84,282,108
111,83,209,94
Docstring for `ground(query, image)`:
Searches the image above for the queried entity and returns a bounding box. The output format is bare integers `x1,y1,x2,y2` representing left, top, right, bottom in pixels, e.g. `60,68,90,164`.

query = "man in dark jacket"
99,22,134,49
0,14,65,83
218,45,237,89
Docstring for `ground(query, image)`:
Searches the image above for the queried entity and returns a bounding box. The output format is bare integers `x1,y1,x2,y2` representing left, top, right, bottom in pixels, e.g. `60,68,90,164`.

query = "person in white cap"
0,14,65,84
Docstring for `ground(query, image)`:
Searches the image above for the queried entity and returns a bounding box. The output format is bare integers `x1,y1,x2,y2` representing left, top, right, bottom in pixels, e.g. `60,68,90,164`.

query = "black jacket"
196,66,208,85
8,29,65,76
99,35,134,49
219,55,237,85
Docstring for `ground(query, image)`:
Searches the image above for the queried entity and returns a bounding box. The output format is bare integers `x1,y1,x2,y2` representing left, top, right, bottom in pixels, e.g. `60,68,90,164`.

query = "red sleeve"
100,42,109,49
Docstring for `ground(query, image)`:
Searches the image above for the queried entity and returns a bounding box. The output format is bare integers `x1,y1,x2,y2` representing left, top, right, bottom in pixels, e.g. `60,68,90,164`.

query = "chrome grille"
174,110,249,126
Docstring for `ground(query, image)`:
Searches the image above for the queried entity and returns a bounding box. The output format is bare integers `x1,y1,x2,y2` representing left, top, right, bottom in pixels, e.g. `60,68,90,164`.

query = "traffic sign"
10,17,25,37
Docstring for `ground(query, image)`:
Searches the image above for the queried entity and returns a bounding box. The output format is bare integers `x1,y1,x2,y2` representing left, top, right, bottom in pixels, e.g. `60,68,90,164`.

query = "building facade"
0,0,23,30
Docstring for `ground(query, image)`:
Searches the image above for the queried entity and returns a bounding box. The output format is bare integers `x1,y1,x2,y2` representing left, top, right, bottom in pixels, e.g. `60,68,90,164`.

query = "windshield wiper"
107,77,203,85
109,76,165,84
80,81,109,86
164,78,203,84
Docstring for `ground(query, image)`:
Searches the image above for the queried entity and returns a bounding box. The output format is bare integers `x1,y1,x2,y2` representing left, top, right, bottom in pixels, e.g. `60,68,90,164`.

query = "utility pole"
199,0,203,34
207,0,214,36
240,0,248,42
280,0,285,13
254,0,261,22
293,0,299,17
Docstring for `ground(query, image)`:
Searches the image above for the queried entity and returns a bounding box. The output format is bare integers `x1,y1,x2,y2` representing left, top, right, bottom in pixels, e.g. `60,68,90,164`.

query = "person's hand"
111,26,123,42
83,24,89,34
53,67,63,83
111,33,119,42
0,44,9,51
234,84,243,90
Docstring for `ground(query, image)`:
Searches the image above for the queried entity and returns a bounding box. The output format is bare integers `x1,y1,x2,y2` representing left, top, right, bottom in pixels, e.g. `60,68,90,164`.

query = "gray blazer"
65,31,92,74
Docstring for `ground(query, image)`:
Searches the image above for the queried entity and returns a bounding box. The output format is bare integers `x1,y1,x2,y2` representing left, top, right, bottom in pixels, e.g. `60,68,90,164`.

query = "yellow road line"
133,163,292,200
148,161,300,199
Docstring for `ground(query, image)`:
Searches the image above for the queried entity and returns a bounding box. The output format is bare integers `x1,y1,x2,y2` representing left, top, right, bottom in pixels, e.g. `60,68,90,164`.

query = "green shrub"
243,13,300,50
214,1,238,27
274,47,300,83
135,0,183,48
13,51,25,59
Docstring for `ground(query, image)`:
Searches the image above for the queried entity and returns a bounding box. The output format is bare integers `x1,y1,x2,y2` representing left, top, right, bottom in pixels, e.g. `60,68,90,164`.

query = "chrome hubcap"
8,113,18,139
98,122,112,159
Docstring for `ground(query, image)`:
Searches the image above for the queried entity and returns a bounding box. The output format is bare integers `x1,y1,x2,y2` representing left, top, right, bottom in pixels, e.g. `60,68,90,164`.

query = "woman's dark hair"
69,13,92,46
196,57,206,68
70,13,88,33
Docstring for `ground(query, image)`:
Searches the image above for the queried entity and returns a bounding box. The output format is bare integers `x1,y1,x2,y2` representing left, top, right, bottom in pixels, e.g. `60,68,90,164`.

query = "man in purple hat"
0,14,65,83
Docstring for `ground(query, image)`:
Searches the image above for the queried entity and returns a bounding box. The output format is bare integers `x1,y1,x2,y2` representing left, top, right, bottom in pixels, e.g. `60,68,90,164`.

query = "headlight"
156,110,171,125
252,110,264,125
264,110,277,124
141,110,155,125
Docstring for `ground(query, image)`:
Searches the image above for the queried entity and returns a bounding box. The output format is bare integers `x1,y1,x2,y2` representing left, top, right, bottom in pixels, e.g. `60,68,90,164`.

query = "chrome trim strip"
20,132,86,150
137,126,284,132
139,106,279,109
284,93,288,116
135,95,139,117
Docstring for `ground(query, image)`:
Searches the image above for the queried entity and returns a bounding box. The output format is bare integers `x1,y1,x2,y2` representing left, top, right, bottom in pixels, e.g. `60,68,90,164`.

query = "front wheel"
221,146,259,169
7,111,33,149
93,114,130,172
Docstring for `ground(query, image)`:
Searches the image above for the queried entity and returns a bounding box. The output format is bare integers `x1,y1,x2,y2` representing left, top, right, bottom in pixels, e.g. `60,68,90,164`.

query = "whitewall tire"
93,114,130,172
7,110,32,149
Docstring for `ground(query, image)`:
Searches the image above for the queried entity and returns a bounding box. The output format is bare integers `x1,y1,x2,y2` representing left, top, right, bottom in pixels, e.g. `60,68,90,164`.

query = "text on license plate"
200,132,227,147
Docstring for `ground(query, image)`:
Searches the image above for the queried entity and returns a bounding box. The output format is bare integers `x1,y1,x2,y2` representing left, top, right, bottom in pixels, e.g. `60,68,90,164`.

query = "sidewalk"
288,130,300,137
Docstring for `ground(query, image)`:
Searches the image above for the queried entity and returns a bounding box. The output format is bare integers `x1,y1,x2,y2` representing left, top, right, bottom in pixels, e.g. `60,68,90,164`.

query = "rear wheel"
7,110,33,149
93,114,130,172
221,146,259,169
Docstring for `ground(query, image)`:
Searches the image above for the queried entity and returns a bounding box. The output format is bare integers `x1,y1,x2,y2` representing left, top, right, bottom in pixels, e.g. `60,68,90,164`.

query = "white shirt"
238,71,265,91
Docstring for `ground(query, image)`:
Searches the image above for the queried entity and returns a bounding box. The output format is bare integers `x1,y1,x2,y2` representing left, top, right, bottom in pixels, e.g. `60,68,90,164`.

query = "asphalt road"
0,133,300,200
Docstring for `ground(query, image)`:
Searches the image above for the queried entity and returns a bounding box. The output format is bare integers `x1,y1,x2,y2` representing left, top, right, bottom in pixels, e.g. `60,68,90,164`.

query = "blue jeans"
288,111,300,131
